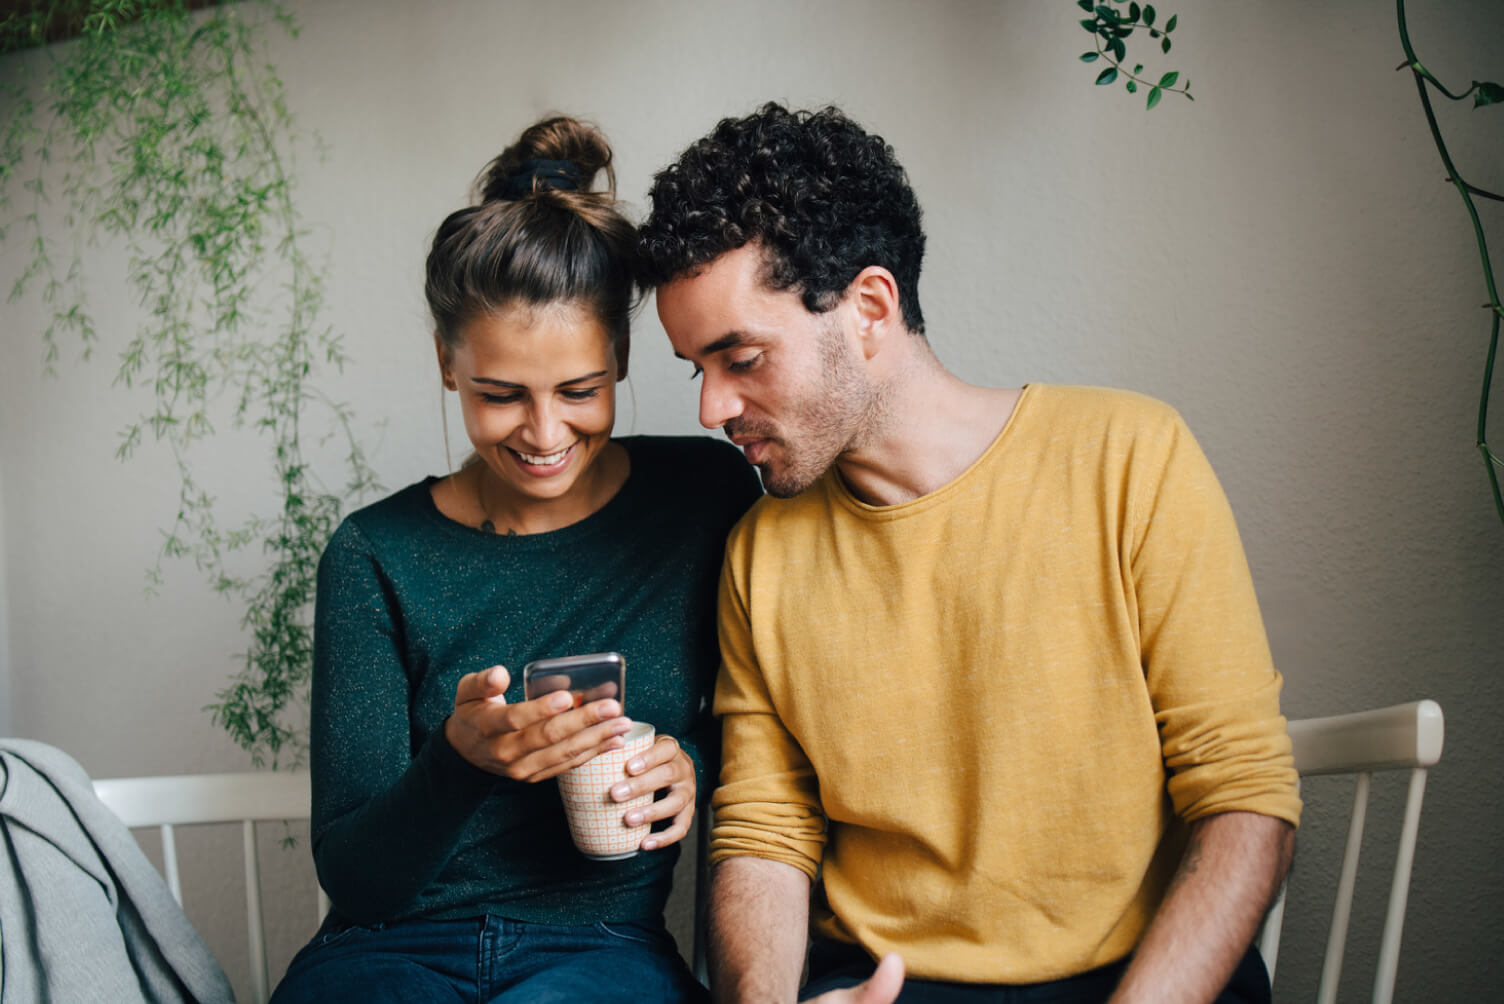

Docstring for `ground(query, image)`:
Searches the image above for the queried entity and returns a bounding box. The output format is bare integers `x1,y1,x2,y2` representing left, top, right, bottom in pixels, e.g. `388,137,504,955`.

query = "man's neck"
835,363,1022,507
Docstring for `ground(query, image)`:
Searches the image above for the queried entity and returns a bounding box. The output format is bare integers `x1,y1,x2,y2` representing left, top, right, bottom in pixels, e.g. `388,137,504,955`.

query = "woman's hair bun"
477,116,616,204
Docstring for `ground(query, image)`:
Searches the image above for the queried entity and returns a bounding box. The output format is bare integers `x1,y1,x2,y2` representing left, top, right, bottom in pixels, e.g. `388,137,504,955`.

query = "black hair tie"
501,159,585,199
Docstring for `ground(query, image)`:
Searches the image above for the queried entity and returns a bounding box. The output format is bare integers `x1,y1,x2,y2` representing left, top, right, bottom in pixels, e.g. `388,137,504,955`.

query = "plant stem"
1095,34,1191,98
1396,0,1504,526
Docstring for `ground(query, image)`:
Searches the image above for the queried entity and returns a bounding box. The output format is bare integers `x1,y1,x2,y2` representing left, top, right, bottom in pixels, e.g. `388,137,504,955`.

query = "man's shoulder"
725,472,835,548
1024,384,1184,432
1016,384,1191,460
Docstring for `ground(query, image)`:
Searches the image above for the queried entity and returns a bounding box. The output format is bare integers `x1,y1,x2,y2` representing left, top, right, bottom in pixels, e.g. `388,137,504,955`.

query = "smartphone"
522,651,625,710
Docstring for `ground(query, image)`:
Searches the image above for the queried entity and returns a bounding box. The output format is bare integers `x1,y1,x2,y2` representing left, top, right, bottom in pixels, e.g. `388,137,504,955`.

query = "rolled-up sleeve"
708,528,827,878
1131,414,1302,826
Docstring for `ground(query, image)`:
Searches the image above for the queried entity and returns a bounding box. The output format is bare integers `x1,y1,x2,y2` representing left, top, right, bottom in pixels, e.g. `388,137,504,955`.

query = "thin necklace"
474,469,515,536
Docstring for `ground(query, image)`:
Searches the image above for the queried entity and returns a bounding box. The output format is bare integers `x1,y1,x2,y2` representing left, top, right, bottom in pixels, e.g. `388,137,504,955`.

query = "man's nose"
698,371,742,430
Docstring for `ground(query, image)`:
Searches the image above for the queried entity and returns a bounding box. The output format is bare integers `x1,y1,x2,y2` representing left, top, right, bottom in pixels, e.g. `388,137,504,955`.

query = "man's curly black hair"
637,103,927,335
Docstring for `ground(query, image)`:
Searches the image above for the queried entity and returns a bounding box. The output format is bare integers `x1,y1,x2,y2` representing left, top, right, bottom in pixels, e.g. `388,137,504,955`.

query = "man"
637,104,1300,1004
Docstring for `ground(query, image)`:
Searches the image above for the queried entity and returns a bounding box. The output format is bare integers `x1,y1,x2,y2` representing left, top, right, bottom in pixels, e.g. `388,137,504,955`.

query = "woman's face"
439,301,623,511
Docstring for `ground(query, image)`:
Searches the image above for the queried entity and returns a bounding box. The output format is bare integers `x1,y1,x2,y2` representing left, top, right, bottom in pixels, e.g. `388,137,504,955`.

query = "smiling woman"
436,302,627,534
268,116,762,1004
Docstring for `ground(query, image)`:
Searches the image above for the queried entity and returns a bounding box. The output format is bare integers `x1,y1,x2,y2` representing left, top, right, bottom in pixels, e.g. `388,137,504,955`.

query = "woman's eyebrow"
467,371,609,389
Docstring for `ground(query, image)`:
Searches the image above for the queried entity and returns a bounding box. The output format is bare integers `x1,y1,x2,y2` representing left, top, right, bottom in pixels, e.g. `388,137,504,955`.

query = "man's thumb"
857,953,904,1004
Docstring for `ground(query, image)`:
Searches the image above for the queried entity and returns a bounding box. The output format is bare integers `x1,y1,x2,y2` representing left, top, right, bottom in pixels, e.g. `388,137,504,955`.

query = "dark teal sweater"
309,436,760,926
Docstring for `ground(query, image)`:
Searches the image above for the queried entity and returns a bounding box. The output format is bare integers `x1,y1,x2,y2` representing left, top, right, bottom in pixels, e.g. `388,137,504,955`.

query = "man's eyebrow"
674,331,748,361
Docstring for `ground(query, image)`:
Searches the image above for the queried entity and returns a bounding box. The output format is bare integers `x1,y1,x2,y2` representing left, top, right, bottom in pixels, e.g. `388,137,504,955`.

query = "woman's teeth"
514,446,570,466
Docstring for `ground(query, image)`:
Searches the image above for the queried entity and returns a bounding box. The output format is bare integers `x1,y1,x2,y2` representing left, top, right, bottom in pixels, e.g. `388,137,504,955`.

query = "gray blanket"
0,739,234,1003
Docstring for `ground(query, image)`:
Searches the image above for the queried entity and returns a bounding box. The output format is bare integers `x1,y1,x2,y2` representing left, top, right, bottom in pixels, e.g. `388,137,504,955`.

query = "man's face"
655,245,877,498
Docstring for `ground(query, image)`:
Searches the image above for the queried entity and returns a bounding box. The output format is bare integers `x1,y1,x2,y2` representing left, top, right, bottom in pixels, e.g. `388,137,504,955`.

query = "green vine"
1075,1,1191,109
1396,0,1504,527
1,0,378,765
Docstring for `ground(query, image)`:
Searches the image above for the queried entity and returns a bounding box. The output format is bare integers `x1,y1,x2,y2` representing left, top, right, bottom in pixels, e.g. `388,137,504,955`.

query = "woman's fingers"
638,787,695,851
504,713,633,782
602,736,697,850
452,665,511,706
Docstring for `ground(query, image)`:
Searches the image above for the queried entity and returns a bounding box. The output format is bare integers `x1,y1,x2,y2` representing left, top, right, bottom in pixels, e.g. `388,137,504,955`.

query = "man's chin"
757,464,815,499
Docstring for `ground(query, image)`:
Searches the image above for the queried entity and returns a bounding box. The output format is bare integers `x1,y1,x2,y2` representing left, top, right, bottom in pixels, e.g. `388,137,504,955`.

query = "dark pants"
799,939,1271,1004
270,913,706,1004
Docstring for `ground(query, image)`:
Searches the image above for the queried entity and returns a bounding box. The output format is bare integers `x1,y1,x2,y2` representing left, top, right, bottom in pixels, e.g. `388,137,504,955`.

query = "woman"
271,116,761,1003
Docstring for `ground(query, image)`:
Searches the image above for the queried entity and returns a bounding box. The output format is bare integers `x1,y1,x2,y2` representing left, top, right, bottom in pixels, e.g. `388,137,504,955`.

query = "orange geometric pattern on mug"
556,722,655,859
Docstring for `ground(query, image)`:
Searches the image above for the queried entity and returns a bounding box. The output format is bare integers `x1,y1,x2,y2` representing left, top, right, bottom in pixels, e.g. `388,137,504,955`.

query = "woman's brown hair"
425,116,637,355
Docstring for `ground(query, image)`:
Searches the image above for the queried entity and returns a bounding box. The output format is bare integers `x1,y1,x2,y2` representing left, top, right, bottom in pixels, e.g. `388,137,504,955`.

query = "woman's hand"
444,665,632,782
609,734,697,851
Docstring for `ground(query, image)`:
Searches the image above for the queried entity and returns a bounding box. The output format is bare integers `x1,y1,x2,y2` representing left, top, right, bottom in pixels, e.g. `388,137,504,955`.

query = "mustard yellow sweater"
709,385,1301,983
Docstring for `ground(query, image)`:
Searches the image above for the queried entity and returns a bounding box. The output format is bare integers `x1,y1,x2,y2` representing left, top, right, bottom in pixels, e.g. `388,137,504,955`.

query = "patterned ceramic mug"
556,721,656,859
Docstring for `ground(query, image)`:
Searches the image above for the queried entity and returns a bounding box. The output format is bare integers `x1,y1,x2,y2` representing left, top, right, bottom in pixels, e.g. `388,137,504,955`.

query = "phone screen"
522,652,625,709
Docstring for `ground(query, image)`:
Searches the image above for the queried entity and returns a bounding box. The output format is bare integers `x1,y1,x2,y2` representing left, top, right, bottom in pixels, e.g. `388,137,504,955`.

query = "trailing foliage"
1,0,378,765
1395,0,1503,528
1075,1,1191,109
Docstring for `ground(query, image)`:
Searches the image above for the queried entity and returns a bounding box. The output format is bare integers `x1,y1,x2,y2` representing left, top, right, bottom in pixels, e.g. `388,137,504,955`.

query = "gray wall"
2,1,1501,1000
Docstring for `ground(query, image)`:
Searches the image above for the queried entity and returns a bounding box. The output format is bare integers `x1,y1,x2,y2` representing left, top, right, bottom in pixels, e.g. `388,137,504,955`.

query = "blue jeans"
270,914,706,1004
798,939,1271,1003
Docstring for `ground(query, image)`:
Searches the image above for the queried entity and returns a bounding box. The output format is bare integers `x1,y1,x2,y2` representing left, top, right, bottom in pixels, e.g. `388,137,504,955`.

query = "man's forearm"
709,856,812,1003
1111,811,1295,1004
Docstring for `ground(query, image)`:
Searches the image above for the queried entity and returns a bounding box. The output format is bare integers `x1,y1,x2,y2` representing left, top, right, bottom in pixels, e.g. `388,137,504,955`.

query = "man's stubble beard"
755,318,889,499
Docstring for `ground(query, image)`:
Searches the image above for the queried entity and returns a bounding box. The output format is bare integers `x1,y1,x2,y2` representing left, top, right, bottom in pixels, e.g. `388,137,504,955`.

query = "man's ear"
434,333,457,390
848,266,902,361
614,334,630,381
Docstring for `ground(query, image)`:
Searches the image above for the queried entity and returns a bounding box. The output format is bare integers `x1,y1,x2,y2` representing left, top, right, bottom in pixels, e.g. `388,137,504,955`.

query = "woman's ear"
614,334,630,381
434,332,457,390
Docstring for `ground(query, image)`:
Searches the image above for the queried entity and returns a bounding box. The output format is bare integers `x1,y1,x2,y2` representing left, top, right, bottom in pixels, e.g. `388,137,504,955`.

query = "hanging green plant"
1395,0,1503,528
1,0,378,765
1075,1,1191,109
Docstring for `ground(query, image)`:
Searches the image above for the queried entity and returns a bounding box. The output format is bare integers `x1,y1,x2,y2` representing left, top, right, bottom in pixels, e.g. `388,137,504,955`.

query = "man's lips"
728,435,772,464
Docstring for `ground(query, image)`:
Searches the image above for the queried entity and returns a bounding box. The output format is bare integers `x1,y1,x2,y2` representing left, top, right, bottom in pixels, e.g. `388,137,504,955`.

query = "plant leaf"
1110,36,1126,60
1475,81,1504,108
1134,63,1144,74
1127,80,1138,93
1081,51,1100,62
1095,5,1118,21
1081,17,1098,32
1159,71,1179,88
1077,0,1094,10
1166,13,1177,32
1143,4,1156,27
1147,86,1163,110
1162,35,1171,53
1097,67,1120,86
1129,2,1141,21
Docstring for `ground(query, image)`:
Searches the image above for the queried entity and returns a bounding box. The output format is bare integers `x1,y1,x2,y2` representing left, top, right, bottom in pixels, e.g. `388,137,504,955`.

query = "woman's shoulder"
326,477,443,552
623,435,758,483
620,435,762,515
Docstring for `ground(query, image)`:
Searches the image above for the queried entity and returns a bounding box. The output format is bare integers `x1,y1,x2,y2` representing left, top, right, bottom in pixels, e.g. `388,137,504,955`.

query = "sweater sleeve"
677,444,766,792
707,519,827,879
1130,414,1302,827
309,519,496,923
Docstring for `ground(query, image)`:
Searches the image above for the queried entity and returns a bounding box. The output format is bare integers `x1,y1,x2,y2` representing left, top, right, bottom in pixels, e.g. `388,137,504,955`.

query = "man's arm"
709,856,811,1002
709,856,905,1004
1110,811,1294,1004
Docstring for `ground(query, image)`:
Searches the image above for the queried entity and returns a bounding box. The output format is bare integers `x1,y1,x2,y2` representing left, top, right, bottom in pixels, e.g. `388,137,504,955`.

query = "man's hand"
1109,811,1294,1004
806,954,906,1004
444,665,632,782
